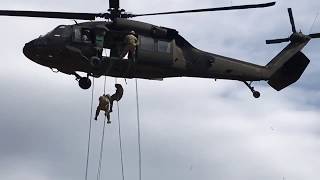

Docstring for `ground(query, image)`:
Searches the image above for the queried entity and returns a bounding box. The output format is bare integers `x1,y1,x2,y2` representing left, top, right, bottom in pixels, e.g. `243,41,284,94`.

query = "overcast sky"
0,0,320,180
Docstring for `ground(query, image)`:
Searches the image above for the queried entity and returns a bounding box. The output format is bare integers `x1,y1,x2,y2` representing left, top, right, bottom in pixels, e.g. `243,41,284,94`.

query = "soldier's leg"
107,111,111,124
109,101,114,112
103,109,111,123
95,107,100,120
131,47,136,62
125,46,136,76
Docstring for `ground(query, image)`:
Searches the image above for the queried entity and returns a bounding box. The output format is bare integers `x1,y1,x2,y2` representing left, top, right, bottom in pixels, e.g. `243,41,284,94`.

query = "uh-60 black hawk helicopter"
1,0,319,98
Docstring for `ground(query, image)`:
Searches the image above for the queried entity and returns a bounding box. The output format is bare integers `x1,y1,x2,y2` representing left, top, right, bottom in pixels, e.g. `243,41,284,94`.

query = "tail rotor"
266,8,320,44
288,8,297,33
309,33,320,38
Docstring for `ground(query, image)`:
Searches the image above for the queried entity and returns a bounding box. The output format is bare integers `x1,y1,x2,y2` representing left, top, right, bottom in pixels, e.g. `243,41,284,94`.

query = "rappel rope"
85,76,136,180
135,79,142,180
103,76,107,95
96,77,126,180
96,76,108,180
115,78,126,180
85,77,95,180
96,115,107,180
91,48,126,180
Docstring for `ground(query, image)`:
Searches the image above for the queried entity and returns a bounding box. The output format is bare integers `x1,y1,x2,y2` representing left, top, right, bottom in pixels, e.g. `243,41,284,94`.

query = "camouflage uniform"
120,31,139,60
95,94,111,123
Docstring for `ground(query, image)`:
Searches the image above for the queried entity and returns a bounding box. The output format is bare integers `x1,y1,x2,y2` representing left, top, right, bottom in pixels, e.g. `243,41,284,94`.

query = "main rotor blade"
288,8,297,33
266,38,290,44
129,2,276,17
309,33,320,38
109,0,120,9
0,10,101,20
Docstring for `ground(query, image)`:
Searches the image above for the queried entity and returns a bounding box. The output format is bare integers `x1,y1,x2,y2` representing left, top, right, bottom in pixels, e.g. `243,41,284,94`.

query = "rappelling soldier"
120,31,139,60
109,84,124,112
95,94,111,124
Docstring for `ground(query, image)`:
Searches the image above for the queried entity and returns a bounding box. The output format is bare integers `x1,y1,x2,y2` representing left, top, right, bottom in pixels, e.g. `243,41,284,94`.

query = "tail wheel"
79,77,92,89
253,91,261,98
243,81,261,99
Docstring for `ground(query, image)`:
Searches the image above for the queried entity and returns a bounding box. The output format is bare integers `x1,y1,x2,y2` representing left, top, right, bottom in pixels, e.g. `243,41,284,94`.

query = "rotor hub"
290,32,310,43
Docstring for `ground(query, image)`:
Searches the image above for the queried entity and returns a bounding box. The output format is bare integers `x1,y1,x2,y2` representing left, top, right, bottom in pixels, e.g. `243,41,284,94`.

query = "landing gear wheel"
79,77,92,89
253,91,261,98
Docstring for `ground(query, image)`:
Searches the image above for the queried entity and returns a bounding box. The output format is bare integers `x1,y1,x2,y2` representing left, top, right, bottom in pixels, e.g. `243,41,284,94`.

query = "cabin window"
140,36,154,51
158,40,171,53
73,27,93,43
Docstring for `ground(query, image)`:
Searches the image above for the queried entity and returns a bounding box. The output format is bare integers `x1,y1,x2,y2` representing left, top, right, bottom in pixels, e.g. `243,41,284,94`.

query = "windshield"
45,25,72,38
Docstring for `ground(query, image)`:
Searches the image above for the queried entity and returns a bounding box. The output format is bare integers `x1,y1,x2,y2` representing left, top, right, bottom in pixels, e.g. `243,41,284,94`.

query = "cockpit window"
47,25,70,38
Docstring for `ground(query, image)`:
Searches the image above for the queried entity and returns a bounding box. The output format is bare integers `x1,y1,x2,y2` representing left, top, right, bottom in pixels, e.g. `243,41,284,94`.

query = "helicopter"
0,0,319,98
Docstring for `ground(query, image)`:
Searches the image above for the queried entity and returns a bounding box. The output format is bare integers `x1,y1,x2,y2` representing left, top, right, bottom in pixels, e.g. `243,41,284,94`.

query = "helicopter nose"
23,38,44,63
23,40,36,60
23,37,48,58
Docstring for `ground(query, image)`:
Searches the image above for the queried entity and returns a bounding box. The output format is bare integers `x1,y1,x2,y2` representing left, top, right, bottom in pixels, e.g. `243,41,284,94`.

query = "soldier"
109,84,124,112
82,29,91,43
95,94,111,124
120,31,139,60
